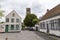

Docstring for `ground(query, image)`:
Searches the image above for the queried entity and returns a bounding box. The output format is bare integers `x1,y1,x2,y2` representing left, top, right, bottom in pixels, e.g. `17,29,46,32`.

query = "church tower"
26,8,31,14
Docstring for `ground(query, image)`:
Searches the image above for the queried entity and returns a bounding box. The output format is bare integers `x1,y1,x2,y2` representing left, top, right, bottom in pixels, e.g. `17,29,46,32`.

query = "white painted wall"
49,30,60,36
5,10,21,32
39,29,47,33
0,10,22,32
39,15,60,36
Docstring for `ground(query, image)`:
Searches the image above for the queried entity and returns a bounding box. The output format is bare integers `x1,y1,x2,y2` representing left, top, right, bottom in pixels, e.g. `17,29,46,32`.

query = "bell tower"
26,8,31,14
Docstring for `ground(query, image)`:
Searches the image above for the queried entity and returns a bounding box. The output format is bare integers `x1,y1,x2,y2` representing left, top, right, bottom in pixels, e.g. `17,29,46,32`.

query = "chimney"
47,9,49,12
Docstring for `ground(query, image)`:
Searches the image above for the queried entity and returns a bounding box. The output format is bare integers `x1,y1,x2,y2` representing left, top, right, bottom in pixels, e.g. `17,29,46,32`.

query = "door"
5,25,9,32
47,24,49,33
36,27,38,31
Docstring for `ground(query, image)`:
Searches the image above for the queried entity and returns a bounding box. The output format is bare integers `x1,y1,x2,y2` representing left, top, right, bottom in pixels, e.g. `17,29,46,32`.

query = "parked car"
29,27,34,31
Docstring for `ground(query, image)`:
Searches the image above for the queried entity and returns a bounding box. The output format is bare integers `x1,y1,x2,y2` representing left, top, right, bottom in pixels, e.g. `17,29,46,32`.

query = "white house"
39,4,60,36
0,10,22,32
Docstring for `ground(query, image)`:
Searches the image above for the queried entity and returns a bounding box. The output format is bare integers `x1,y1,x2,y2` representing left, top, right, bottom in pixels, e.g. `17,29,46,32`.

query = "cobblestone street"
0,31,45,40
0,30,59,40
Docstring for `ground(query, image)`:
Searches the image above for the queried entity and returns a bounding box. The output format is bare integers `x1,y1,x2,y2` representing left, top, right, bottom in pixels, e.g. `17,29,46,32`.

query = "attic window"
12,13,15,17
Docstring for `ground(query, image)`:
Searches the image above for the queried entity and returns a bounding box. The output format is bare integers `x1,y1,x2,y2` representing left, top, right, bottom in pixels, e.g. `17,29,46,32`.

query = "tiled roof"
41,4,60,20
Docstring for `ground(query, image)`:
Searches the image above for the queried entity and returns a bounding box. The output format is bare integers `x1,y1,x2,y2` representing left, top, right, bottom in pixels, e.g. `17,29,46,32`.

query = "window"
12,13,15,17
11,25,14,30
42,22,45,29
50,20,54,30
16,25,19,30
54,19,58,30
40,22,45,29
40,23,43,29
11,18,14,22
6,18,9,22
16,18,19,23
58,19,60,30
40,23,42,29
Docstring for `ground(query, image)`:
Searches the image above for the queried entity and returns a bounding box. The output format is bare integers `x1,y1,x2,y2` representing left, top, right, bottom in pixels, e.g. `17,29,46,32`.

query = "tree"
32,18,38,25
0,10,4,18
24,14,38,27
22,23,25,30
0,5,4,23
0,9,4,22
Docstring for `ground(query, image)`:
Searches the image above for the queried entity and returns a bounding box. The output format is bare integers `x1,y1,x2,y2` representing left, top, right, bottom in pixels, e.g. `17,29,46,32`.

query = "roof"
41,4,60,21
6,10,21,18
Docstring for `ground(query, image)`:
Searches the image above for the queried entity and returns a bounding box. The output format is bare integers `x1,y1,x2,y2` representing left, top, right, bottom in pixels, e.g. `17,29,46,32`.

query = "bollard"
5,38,8,40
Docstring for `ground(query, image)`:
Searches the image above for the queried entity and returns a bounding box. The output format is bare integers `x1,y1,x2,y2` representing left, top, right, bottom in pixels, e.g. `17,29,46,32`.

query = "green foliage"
0,22,4,24
32,18,38,25
0,10,4,17
22,23,25,30
24,14,38,27
0,10,4,22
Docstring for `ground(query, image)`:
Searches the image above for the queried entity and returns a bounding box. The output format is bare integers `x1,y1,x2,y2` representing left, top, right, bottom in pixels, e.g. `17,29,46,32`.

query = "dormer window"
12,13,15,17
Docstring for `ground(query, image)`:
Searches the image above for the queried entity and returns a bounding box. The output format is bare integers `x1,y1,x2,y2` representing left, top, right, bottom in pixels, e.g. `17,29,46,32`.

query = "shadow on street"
34,31,56,40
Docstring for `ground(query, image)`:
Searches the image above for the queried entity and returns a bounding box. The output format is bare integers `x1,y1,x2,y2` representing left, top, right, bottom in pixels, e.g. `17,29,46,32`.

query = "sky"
0,0,60,22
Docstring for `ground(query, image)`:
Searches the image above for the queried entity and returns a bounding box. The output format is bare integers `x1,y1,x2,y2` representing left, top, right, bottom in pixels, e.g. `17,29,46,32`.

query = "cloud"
0,0,3,1
0,0,60,22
